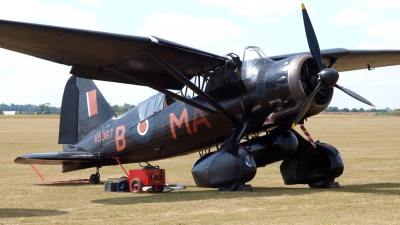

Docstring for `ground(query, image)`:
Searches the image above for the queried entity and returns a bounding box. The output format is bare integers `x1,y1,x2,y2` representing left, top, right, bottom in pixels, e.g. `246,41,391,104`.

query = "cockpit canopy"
241,46,273,78
137,92,165,121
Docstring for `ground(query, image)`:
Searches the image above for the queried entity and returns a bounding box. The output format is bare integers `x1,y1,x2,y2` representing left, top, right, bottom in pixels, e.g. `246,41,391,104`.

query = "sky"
0,0,400,110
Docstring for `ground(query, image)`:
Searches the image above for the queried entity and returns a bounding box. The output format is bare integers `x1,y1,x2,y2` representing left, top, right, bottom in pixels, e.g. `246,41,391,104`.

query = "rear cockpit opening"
180,52,243,97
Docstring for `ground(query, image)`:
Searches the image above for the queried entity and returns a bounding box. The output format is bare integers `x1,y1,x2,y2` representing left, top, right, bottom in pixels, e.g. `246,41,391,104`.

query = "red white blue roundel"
137,120,149,136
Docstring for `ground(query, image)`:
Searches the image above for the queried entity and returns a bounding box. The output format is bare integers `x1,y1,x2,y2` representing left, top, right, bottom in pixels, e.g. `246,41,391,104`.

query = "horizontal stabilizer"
14,152,96,165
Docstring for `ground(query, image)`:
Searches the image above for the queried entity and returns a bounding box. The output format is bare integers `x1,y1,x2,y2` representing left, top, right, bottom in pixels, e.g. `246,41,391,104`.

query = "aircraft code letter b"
115,125,126,152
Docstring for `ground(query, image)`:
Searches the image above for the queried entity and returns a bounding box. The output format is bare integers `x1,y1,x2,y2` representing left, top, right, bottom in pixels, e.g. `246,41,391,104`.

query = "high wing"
14,152,96,165
0,19,241,125
0,19,226,90
269,48,400,72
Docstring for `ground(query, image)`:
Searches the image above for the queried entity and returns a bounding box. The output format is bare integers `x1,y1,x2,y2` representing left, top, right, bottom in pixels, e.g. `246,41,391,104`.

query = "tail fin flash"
58,76,116,144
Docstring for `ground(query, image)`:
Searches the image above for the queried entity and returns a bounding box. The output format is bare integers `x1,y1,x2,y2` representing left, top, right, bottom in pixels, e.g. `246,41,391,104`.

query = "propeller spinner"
292,3,375,129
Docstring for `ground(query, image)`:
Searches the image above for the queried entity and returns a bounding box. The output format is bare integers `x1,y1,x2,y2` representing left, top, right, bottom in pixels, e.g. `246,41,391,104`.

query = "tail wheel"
89,173,100,184
131,178,143,193
151,185,165,193
308,178,334,188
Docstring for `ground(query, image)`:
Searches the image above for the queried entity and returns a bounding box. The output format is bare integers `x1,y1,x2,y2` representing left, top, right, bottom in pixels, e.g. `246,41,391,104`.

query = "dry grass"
0,115,400,224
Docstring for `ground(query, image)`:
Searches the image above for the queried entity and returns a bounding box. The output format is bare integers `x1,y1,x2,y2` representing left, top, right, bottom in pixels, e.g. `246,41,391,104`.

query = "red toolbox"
129,168,165,193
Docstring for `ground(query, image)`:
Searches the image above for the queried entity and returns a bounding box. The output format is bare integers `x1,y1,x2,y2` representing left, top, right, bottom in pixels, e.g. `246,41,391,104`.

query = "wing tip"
301,3,306,10
14,157,24,164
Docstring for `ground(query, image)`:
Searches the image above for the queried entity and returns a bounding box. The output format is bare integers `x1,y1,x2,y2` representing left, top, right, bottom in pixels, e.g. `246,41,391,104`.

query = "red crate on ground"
129,169,165,193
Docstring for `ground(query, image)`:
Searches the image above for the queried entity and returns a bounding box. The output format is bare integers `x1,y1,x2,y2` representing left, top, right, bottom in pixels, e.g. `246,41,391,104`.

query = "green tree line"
324,106,396,112
0,103,135,115
0,103,59,114
110,103,135,115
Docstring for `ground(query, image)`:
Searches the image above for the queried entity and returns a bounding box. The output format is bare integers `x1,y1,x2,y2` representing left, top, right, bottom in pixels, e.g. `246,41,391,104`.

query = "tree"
122,103,134,113
325,106,339,112
351,108,358,112
110,103,135,115
111,104,120,114
340,108,349,112
38,103,51,114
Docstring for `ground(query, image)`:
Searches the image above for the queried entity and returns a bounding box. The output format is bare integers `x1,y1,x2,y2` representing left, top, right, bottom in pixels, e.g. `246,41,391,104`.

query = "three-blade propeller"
292,3,375,129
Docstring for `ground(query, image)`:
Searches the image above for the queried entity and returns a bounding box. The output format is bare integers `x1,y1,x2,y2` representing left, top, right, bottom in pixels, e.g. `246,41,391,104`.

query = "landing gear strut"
90,167,100,184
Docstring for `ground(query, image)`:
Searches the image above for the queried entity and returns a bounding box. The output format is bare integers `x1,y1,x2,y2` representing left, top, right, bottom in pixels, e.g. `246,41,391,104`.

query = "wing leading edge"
269,48,400,72
14,152,96,165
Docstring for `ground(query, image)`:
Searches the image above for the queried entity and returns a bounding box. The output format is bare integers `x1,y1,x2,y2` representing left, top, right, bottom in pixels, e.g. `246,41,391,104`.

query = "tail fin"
58,76,116,144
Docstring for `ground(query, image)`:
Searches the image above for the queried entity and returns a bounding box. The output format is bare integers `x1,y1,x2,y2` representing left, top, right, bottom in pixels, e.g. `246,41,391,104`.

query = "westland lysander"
6,4,400,190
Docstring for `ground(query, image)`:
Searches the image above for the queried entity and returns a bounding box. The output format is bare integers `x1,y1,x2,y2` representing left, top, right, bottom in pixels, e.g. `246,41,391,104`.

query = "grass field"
0,115,399,224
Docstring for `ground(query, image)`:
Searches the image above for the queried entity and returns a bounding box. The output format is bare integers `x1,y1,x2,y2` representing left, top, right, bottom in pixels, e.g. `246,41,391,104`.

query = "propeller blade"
334,84,376,107
292,82,323,128
302,3,324,71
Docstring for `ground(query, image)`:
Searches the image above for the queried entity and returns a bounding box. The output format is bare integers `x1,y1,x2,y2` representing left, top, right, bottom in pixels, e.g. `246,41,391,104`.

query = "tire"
90,173,100,184
131,178,143,193
151,185,165,193
308,178,334,188
218,182,238,191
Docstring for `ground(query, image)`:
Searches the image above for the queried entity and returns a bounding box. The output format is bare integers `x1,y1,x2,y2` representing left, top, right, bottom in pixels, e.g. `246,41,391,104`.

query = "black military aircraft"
7,4,400,190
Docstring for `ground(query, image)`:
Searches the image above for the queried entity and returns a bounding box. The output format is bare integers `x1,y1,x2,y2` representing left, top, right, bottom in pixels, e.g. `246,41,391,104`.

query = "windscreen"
241,46,269,78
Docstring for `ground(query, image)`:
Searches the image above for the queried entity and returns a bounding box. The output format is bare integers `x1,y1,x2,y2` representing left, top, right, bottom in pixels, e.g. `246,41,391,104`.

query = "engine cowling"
258,55,334,126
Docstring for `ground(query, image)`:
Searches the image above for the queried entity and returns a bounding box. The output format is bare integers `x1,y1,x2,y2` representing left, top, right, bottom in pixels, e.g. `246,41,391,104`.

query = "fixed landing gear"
308,177,334,188
90,173,100,184
218,182,238,191
280,130,344,189
218,182,253,191
192,144,257,191
308,178,341,188
90,167,100,184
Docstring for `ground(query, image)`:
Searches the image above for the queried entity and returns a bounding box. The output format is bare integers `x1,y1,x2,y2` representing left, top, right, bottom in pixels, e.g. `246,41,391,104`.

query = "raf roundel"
137,120,149,136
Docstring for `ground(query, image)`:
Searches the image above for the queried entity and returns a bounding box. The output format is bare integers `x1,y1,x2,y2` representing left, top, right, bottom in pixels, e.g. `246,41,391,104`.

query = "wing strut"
104,66,217,115
144,49,243,125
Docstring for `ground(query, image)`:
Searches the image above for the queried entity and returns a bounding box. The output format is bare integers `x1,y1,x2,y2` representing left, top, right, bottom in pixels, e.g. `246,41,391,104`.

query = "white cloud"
198,0,234,5
0,0,96,29
329,8,370,25
230,0,300,21
0,49,71,105
369,0,400,9
366,20,400,41
356,41,400,49
80,0,99,5
333,67,400,109
0,0,98,105
138,13,243,48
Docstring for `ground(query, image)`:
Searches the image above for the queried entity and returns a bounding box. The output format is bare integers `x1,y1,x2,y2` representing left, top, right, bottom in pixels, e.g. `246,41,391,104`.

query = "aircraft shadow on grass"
91,183,400,205
36,183,93,187
0,208,68,218
335,183,400,196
